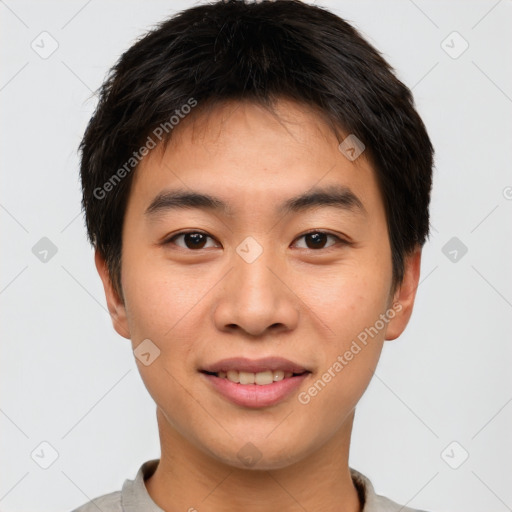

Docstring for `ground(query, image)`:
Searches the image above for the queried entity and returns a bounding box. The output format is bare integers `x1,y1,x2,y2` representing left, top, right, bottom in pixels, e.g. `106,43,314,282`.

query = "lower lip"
201,372,310,408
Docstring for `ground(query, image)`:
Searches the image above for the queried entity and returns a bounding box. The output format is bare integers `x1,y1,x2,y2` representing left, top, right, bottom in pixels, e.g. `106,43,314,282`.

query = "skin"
96,99,421,512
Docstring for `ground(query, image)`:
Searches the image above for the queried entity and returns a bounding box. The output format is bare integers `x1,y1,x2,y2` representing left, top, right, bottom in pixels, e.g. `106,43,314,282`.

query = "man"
74,1,434,510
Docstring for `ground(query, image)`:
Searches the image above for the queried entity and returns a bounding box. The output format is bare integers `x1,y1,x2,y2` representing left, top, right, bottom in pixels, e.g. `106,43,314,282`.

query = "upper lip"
201,357,310,374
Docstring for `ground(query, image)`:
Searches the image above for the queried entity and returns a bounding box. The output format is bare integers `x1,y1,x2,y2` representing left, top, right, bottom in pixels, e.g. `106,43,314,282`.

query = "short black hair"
80,0,434,299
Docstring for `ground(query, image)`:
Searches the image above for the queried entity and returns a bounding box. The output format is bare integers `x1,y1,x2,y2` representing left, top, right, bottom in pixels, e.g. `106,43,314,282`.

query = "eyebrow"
144,184,366,218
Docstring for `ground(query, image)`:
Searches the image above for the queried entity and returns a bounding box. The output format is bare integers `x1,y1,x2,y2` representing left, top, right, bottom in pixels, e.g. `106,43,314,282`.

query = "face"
97,99,420,470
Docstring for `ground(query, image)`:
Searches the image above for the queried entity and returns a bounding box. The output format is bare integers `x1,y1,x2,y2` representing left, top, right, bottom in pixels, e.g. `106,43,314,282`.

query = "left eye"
293,231,342,250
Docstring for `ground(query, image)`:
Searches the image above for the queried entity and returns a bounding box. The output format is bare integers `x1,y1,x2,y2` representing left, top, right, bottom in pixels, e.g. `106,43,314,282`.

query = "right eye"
163,231,220,250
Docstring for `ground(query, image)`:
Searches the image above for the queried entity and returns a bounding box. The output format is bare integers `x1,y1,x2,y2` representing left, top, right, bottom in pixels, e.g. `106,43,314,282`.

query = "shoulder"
371,493,430,512
69,459,160,512
70,490,122,512
350,468,431,512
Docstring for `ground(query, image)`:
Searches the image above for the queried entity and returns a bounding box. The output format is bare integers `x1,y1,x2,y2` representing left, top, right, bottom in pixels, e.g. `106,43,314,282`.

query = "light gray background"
1,1,511,511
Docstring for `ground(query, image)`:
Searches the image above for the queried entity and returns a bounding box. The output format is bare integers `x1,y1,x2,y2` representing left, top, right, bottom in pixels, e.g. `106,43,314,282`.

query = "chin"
206,437,310,471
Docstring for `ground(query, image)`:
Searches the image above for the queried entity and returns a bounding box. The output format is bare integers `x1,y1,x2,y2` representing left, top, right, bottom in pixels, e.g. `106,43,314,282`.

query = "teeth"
239,371,255,384
218,369,293,385
255,370,273,385
226,370,239,383
272,370,285,382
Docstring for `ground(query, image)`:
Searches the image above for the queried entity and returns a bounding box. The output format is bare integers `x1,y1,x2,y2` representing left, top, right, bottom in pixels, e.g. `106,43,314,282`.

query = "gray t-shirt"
71,459,429,512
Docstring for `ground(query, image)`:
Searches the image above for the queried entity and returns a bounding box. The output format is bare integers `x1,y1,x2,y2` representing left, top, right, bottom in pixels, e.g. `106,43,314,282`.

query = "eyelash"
162,230,350,251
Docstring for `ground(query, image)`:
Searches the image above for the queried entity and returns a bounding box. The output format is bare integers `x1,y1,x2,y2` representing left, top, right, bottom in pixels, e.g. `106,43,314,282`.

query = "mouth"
199,357,312,408
201,369,309,385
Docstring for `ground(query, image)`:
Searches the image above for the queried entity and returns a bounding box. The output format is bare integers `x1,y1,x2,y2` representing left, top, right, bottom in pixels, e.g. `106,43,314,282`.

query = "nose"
213,245,300,337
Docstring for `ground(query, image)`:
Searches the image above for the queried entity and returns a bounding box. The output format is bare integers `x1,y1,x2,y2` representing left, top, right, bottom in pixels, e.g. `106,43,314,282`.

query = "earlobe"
94,250,131,339
385,247,422,341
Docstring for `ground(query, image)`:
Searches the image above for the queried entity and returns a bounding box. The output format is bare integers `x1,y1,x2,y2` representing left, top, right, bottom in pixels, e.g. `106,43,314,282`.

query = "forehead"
128,99,382,218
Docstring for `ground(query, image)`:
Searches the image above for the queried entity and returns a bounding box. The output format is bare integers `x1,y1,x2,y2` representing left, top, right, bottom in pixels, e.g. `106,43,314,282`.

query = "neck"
145,407,362,512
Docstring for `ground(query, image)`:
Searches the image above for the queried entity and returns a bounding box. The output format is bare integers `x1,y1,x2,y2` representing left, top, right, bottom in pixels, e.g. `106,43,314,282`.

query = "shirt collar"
121,459,162,512
121,459,384,512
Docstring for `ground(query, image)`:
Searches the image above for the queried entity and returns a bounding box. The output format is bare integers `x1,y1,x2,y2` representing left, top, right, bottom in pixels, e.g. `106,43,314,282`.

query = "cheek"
120,251,217,383
121,253,204,341
301,260,392,343
296,257,391,401
120,256,204,418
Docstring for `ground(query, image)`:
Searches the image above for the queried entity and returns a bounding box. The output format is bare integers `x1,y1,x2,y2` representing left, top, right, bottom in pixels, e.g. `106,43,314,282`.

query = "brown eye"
166,231,218,250
304,232,328,249
183,233,207,249
294,231,341,250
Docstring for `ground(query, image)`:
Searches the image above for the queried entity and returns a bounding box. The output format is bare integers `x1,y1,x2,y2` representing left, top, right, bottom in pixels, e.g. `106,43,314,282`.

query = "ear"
385,247,422,341
94,250,131,339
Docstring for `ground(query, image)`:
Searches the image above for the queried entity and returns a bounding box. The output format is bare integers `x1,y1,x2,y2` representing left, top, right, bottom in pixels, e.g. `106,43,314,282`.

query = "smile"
204,369,308,385
200,357,312,408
